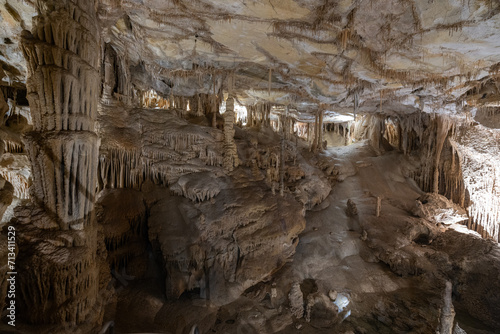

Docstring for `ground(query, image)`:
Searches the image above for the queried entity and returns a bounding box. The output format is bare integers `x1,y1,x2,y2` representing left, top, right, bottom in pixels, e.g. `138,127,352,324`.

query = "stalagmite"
223,95,239,172
438,281,455,334
289,282,304,319
197,94,203,116
268,68,272,95
346,199,358,217
376,196,382,217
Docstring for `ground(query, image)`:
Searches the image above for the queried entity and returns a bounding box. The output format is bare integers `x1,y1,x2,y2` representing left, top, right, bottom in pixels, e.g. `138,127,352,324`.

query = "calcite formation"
4,0,109,330
96,188,148,273
223,95,239,172
148,185,306,305
0,0,499,333
21,0,101,229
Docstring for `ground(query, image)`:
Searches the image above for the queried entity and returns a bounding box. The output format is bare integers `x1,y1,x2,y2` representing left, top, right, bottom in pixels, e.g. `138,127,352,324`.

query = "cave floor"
110,141,493,334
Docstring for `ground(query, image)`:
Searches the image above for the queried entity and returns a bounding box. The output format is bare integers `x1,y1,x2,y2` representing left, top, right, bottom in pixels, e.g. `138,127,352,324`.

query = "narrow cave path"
271,141,440,333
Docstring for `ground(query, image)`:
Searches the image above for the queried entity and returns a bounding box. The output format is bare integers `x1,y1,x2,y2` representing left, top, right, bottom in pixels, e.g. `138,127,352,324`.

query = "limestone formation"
223,95,239,172
21,0,101,229
346,199,358,217
288,282,304,319
376,196,382,217
438,281,455,334
305,292,339,327
0,0,500,333
8,0,109,330
96,188,148,275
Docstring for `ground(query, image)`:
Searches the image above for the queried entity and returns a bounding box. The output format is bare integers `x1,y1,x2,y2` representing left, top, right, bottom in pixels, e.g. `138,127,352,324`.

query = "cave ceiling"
1,0,500,116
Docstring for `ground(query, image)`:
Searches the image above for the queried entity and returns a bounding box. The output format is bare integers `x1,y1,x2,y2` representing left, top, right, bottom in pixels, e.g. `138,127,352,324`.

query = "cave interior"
0,0,500,333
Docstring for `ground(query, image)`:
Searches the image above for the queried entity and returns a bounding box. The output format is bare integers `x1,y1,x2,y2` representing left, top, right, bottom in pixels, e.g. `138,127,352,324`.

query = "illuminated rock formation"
10,0,108,330
0,0,499,333
223,95,239,171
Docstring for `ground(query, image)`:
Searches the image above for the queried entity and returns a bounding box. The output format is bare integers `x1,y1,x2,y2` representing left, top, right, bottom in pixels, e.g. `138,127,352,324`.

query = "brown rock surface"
0,0,500,333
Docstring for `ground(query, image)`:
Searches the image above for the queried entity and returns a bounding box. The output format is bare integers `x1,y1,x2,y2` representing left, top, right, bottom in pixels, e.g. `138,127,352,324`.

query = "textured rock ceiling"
2,0,500,114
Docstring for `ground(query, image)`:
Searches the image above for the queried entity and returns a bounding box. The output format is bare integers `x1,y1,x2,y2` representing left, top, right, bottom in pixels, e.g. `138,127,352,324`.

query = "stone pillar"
0,68,9,123
212,95,217,128
102,43,115,102
247,106,253,127
280,111,285,196
318,109,324,150
433,116,450,193
307,123,310,143
376,196,382,217
438,281,455,334
18,0,105,327
197,94,203,116
22,0,100,229
223,96,239,171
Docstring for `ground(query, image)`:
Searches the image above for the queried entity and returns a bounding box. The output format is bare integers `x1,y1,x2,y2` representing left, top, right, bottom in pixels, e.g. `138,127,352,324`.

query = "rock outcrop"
148,181,306,306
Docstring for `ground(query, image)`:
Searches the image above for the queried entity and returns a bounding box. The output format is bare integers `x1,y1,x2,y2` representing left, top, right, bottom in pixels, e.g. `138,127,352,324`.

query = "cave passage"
0,1,499,333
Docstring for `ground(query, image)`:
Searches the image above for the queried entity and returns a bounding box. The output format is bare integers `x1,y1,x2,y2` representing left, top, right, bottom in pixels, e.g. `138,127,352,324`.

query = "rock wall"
98,106,224,190
147,181,306,306
95,105,330,307
354,112,500,240
96,188,148,275
452,124,500,241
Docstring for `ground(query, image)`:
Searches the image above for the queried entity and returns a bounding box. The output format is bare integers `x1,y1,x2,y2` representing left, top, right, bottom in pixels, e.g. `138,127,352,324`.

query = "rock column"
223,95,239,171
433,116,450,193
318,109,324,150
438,281,455,334
247,106,253,127
17,0,105,327
102,43,116,103
22,0,100,229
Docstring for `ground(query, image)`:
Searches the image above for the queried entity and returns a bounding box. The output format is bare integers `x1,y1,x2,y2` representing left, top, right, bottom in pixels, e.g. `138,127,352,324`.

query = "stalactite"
142,89,170,109
211,76,217,128
99,108,225,189
97,192,147,273
0,73,9,123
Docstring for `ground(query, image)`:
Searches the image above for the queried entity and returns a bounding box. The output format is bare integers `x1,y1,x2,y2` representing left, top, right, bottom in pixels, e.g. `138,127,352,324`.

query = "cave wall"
356,111,499,242
452,124,500,241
